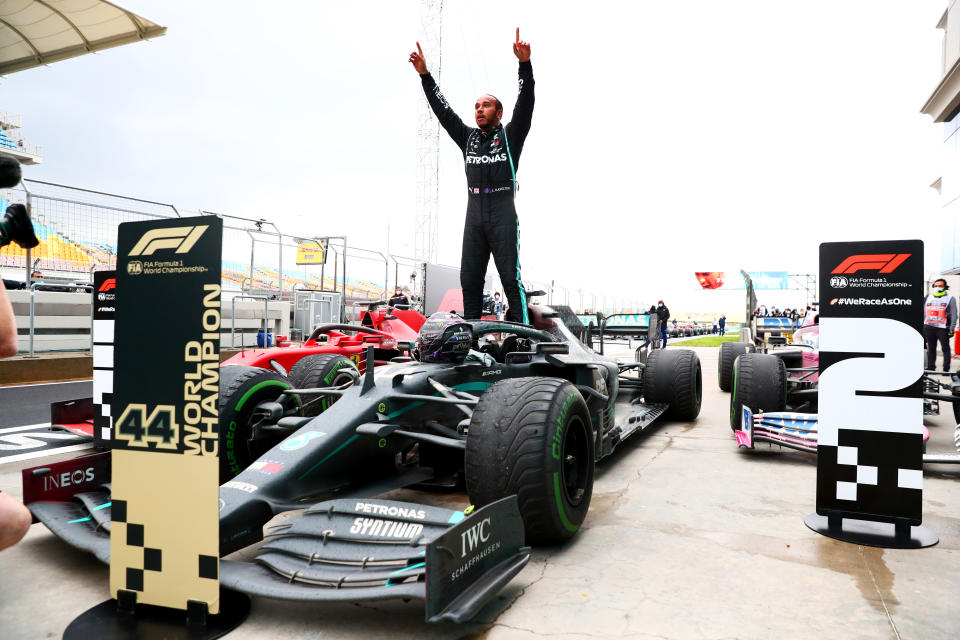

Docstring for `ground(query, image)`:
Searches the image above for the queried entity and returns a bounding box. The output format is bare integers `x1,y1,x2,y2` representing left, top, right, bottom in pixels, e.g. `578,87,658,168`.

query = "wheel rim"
331,370,357,389
560,414,590,506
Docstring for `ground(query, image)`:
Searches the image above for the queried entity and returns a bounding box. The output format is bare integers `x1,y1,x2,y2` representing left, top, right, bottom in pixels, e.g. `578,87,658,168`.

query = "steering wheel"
306,324,394,343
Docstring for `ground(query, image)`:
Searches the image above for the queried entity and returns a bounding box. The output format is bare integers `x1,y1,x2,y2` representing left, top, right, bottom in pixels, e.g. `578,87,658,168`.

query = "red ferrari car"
222,304,426,375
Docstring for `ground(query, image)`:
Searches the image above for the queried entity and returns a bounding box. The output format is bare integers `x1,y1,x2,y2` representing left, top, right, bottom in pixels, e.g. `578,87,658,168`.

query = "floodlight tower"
414,0,442,266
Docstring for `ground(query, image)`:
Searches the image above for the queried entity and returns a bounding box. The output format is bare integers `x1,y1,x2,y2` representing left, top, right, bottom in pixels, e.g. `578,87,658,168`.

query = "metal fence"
0,179,645,350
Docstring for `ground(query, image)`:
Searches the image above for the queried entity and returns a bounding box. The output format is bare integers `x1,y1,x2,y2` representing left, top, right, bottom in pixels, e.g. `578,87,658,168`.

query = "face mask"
933,286,945,294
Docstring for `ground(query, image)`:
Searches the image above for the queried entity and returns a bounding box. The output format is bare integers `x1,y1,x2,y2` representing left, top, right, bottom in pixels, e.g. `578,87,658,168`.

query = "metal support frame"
230,295,270,348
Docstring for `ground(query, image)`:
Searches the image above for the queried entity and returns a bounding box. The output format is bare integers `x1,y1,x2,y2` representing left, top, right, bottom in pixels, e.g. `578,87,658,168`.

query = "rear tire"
287,354,358,417
644,348,702,421
730,353,786,431
718,342,755,392
219,365,297,483
465,377,594,544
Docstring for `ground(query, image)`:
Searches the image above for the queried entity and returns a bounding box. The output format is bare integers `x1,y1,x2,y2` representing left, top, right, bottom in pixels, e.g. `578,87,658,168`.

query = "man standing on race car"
924,278,957,372
409,29,534,323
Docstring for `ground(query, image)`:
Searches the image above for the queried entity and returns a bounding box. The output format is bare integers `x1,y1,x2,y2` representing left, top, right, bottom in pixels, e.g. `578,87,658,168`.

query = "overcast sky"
0,1,948,314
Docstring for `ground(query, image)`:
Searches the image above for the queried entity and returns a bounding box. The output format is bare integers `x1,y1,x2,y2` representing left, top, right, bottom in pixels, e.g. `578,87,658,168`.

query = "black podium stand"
64,589,250,640
804,513,938,549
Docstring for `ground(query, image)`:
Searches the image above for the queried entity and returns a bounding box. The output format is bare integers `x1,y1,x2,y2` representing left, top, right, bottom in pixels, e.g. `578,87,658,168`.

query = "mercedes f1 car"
23,302,702,621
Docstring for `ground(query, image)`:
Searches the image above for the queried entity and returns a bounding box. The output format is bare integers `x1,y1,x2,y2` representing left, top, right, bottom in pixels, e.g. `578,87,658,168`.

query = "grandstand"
0,208,387,299
0,112,42,164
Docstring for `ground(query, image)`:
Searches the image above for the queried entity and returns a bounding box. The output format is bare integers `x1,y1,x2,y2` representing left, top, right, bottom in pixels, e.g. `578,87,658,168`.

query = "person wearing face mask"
924,278,957,372
389,287,410,309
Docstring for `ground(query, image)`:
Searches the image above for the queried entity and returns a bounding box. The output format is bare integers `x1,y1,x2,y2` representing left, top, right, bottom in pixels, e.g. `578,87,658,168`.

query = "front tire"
465,377,594,544
718,341,756,392
644,349,702,421
287,354,359,417
729,353,787,431
219,365,297,483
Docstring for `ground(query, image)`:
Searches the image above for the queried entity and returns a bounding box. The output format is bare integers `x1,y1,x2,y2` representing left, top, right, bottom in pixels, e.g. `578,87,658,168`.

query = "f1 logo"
128,226,208,257
831,254,910,275
98,278,116,292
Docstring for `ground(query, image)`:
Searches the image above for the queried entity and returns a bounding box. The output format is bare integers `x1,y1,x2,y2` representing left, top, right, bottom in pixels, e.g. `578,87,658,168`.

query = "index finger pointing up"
417,41,423,56
516,27,520,43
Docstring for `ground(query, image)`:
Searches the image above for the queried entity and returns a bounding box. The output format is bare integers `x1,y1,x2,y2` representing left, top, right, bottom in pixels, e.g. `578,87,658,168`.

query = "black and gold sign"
110,216,222,613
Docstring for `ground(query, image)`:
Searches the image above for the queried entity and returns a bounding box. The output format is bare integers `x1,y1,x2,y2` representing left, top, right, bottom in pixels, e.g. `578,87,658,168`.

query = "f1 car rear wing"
22,453,530,623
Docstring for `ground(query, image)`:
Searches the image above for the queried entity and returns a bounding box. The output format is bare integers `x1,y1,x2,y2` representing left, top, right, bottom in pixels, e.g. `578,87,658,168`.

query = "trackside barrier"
28,283,92,356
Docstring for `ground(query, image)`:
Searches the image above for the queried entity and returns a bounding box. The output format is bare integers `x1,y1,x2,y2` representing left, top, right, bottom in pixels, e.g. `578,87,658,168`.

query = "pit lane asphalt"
0,380,91,427
1,345,958,639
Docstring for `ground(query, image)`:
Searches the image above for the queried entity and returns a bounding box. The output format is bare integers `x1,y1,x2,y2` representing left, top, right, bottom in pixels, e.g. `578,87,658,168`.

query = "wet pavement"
1,344,958,639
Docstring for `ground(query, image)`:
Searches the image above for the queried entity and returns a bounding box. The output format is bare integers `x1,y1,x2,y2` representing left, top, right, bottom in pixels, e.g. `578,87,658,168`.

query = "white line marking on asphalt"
0,442,94,465
0,424,51,434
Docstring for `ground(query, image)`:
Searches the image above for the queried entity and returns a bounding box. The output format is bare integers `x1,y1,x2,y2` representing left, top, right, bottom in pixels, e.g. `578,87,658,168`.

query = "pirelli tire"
718,341,756,392
465,377,594,545
287,354,359,417
730,353,787,432
219,365,297,484
643,348,702,421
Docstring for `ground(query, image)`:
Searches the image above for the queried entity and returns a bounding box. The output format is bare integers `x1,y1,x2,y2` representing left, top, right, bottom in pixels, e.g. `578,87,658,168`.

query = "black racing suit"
420,61,534,322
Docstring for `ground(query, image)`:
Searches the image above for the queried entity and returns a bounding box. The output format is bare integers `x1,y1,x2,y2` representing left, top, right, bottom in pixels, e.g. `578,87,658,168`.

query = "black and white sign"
92,270,116,449
816,240,924,524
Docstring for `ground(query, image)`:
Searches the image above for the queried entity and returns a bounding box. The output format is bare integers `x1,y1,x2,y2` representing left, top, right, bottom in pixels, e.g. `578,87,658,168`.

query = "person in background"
656,300,670,349
493,292,505,320
924,278,957,372
718,314,726,336
648,305,660,348
0,280,30,550
388,286,410,309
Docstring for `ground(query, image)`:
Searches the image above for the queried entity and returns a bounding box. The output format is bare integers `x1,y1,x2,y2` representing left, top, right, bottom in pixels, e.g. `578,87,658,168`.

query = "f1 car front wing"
23,454,530,623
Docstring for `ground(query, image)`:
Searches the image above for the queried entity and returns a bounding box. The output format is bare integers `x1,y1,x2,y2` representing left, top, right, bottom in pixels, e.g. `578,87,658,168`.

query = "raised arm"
409,42,471,150
506,28,535,147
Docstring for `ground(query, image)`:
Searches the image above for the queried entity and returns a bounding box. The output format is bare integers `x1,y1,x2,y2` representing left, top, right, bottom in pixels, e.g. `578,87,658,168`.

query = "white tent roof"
0,0,165,75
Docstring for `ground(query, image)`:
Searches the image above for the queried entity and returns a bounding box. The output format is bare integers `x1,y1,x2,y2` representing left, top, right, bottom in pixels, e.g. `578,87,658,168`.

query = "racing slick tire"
287,354,359,417
644,349,702,421
718,341,756,392
729,353,786,432
219,365,298,483
465,377,594,545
